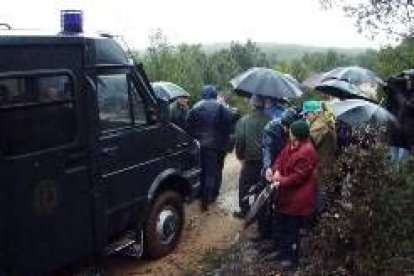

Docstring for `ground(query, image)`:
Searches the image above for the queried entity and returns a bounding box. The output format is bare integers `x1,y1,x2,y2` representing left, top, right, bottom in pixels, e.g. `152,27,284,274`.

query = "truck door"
0,72,93,274
92,67,185,240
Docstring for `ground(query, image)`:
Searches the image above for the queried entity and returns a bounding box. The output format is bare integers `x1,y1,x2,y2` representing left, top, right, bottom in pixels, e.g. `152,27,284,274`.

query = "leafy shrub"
305,126,414,275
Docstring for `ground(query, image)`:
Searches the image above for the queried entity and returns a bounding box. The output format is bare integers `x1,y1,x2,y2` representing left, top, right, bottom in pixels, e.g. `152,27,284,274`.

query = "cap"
290,119,310,141
302,100,322,113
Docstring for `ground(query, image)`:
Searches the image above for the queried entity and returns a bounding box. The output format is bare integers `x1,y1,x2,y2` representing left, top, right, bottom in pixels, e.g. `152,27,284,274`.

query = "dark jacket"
262,118,288,170
336,121,352,152
186,99,235,151
385,77,410,148
224,106,241,153
403,95,414,145
169,101,188,130
272,139,318,216
235,110,270,161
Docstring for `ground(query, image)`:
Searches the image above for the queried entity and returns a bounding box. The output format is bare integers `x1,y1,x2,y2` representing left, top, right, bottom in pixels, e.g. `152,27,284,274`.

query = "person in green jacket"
302,100,337,180
234,95,270,218
302,100,337,216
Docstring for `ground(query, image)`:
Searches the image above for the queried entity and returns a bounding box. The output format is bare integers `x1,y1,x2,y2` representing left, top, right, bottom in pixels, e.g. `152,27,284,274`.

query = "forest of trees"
134,28,414,106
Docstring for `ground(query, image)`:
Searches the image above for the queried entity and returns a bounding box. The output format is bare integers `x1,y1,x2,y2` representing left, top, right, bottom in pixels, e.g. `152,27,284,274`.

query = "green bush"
305,126,414,275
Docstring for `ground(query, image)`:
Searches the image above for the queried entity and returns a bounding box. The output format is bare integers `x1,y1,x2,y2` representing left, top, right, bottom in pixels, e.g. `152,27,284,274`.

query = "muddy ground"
104,154,250,275
62,154,288,275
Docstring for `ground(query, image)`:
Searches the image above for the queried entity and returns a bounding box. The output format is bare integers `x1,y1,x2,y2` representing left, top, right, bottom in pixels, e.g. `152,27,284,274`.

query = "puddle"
217,190,239,213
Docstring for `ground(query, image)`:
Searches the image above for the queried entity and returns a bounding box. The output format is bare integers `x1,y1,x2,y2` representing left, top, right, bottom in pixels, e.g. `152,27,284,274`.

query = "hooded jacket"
186,86,237,150
262,118,286,169
262,108,301,169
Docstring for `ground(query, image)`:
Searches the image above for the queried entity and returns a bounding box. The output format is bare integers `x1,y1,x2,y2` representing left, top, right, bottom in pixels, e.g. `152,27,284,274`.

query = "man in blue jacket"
257,108,301,241
186,85,237,211
262,108,301,178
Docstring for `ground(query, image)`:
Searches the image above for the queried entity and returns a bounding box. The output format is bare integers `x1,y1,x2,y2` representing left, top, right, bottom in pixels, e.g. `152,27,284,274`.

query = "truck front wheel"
144,190,184,258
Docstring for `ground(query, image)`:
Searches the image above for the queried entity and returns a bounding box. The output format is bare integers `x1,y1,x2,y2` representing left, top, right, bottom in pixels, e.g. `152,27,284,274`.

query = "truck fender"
147,168,184,201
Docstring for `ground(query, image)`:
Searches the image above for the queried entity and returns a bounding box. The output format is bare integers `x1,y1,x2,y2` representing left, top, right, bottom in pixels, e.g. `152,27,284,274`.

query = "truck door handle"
177,142,189,148
101,146,119,154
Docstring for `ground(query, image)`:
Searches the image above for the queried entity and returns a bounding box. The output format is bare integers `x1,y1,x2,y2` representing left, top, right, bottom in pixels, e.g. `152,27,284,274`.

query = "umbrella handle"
270,182,280,189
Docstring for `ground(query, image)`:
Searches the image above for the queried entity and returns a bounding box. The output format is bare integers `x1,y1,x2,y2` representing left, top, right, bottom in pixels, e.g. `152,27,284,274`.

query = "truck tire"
144,190,184,258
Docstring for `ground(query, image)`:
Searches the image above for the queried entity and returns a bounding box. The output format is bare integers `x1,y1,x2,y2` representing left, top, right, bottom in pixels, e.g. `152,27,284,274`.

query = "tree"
372,37,414,77
320,0,414,41
144,29,176,81
290,60,310,81
229,40,270,71
174,44,207,101
354,49,378,71
274,60,292,74
299,50,353,74
206,49,241,90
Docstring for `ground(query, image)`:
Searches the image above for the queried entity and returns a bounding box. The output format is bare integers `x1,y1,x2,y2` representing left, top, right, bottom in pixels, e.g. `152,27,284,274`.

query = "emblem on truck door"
34,180,58,215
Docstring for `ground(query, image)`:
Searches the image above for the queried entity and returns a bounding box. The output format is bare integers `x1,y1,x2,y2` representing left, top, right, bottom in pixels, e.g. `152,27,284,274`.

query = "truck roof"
0,29,110,43
0,30,130,66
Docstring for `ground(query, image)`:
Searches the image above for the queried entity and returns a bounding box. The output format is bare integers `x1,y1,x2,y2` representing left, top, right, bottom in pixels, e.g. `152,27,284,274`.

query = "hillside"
202,42,370,61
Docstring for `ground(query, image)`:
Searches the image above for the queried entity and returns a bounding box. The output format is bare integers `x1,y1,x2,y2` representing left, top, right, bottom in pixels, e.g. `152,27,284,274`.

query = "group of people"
233,95,337,270
164,74,414,271
168,85,240,211
166,83,337,271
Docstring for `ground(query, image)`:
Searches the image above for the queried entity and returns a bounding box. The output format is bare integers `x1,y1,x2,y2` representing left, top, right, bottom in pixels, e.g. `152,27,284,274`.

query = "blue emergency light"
61,10,83,33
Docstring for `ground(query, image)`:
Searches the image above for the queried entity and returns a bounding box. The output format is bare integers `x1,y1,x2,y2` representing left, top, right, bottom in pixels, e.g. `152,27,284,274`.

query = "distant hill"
202,42,370,61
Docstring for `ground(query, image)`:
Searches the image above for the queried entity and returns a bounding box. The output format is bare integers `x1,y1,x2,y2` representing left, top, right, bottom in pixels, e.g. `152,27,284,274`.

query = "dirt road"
105,154,244,275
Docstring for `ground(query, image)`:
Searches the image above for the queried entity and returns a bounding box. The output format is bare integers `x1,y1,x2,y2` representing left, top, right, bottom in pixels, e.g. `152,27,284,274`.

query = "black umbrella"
302,72,327,91
244,183,278,228
402,69,414,76
151,81,189,101
327,99,398,127
284,73,304,90
315,79,376,101
322,66,384,85
230,67,303,99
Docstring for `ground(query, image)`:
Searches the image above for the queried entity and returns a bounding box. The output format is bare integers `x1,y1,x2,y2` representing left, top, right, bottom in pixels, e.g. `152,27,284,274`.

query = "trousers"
238,160,262,215
200,147,225,202
272,213,306,267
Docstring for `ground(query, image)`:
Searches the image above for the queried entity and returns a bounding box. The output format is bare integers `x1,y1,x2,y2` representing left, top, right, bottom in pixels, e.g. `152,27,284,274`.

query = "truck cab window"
38,76,71,102
0,74,76,156
0,77,30,105
97,74,132,130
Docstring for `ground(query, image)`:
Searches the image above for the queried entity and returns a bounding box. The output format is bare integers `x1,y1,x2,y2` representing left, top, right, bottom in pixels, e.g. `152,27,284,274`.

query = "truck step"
104,231,136,255
104,231,143,258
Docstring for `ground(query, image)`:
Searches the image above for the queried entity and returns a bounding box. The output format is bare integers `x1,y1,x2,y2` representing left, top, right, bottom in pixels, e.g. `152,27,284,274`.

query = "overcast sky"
0,0,381,49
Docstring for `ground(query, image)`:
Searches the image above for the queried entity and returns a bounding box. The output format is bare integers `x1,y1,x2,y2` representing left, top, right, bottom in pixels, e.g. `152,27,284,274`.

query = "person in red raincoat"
267,119,319,270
